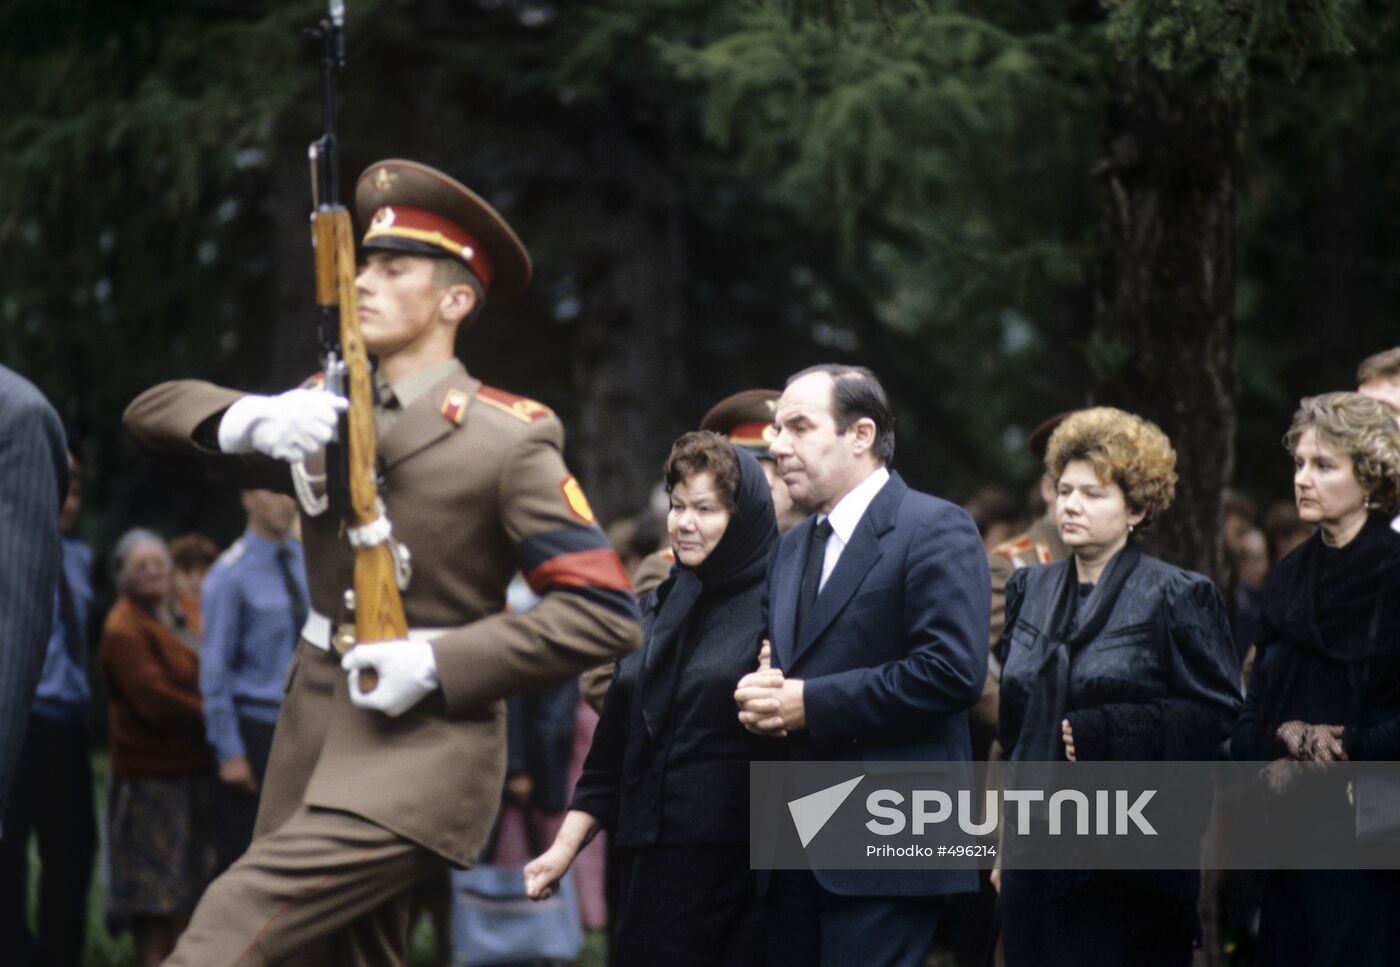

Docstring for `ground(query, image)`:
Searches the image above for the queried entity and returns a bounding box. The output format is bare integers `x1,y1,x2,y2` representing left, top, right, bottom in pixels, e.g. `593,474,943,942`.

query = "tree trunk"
1092,62,1242,587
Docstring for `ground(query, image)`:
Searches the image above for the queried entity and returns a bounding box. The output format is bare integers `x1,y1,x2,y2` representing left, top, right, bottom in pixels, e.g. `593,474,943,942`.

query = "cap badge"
370,207,396,231
372,168,395,191
762,424,777,443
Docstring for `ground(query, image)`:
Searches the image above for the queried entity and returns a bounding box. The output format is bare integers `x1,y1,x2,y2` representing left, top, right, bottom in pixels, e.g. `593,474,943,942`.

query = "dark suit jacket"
0,365,68,821
767,471,990,897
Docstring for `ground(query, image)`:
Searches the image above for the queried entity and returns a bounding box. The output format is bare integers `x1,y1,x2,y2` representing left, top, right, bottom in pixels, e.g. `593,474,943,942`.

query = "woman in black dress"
526,431,777,966
997,407,1241,967
1231,392,1400,966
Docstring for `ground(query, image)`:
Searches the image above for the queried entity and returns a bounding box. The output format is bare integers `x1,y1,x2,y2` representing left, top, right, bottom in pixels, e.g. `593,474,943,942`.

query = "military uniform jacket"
124,369,641,867
989,514,1068,660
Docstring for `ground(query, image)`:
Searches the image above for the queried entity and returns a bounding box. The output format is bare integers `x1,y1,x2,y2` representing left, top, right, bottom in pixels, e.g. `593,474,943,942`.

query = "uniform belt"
300,609,451,652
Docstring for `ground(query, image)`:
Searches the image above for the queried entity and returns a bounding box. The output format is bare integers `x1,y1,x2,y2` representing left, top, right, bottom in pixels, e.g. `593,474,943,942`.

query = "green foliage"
1102,0,1353,93
658,1,1105,486
3,0,1398,533
0,0,320,420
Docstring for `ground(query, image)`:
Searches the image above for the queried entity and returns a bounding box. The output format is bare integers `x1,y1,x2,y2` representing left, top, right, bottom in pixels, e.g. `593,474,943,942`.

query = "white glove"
218,389,348,463
341,640,439,717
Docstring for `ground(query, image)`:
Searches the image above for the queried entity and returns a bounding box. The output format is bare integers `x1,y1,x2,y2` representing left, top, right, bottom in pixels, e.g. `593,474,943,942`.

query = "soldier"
976,413,1071,759
124,160,640,965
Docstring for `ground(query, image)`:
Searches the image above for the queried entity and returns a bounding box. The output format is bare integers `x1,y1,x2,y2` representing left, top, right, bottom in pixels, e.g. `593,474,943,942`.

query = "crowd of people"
2,157,1400,967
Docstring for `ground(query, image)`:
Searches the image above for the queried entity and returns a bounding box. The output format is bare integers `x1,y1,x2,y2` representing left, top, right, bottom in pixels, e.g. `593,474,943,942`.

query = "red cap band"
728,421,775,448
364,205,496,290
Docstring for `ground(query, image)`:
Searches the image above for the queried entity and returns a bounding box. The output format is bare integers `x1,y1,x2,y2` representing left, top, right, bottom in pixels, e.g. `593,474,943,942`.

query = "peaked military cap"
699,389,781,458
355,159,532,299
1027,412,1071,464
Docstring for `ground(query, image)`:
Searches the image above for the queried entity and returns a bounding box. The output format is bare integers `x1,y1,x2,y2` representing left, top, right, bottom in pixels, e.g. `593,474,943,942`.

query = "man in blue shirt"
0,451,94,967
201,488,307,868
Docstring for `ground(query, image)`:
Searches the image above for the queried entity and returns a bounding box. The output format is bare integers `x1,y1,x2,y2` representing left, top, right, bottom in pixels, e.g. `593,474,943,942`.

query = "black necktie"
56,563,84,666
275,545,309,636
796,519,833,640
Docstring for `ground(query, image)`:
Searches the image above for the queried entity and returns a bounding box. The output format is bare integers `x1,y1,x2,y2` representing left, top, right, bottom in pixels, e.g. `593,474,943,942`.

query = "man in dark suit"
735,363,990,967
0,365,68,826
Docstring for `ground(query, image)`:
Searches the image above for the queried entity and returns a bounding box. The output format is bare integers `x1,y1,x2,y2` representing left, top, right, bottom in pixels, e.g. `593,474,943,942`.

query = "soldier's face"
356,253,450,359
759,459,798,529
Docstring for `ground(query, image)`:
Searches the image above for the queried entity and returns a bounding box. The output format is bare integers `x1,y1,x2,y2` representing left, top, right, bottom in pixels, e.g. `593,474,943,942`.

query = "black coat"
997,547,1242,967
570,446,777,847
1231,515,1400,763
1228,516,1400,967
1000,548,1242,763
569,580,766,846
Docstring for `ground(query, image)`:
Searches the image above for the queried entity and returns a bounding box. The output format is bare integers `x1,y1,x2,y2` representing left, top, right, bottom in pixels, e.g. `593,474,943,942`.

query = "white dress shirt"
816,466,891,592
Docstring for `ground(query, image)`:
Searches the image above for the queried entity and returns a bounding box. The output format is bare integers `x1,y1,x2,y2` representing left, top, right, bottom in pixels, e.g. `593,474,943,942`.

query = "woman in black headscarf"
1231,392,1400,966
996,407,1241,967
526,431,778,967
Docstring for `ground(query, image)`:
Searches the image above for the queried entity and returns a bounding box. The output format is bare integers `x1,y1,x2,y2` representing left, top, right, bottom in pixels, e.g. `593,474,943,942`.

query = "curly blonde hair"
1284,393,1400,515
1044,407,1178,528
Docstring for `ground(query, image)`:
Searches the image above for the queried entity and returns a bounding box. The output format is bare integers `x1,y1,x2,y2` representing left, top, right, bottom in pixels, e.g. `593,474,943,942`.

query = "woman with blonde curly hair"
1231,392,1400,966
996,407,1242,966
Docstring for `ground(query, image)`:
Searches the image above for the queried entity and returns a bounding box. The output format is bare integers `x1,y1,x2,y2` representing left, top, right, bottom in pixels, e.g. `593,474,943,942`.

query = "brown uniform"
124,365,639,964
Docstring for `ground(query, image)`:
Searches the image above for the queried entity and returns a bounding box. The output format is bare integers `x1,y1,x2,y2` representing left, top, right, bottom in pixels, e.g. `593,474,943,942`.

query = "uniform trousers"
163,805,441,967
0,713,95,967
166,642,443,966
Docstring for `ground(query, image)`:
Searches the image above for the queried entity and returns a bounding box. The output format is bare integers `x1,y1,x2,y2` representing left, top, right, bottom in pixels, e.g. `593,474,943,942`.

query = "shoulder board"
474,385,554,423
991,535,1034,559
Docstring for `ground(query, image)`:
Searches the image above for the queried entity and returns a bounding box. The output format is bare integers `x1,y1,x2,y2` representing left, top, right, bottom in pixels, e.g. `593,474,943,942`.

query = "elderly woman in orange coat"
101,528,217,967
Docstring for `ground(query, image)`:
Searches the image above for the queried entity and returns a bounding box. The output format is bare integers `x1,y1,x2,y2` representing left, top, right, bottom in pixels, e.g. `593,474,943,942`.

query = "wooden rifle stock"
314,209,408,692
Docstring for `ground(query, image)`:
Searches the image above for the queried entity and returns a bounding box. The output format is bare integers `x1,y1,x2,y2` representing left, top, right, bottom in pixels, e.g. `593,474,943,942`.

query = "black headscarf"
1248,513,1400,752
640,446,778,738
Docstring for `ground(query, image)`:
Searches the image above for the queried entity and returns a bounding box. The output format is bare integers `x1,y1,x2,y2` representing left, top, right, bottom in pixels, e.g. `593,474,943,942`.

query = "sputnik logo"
788,775,864,848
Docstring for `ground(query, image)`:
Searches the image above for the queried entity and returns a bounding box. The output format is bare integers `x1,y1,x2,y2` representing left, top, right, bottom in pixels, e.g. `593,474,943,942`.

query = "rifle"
307,0,406,691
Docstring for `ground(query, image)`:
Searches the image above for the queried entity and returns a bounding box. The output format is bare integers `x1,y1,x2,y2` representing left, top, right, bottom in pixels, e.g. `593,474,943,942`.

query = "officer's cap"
1028,412,1071,463
355,159,532,299
699,389,781,459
